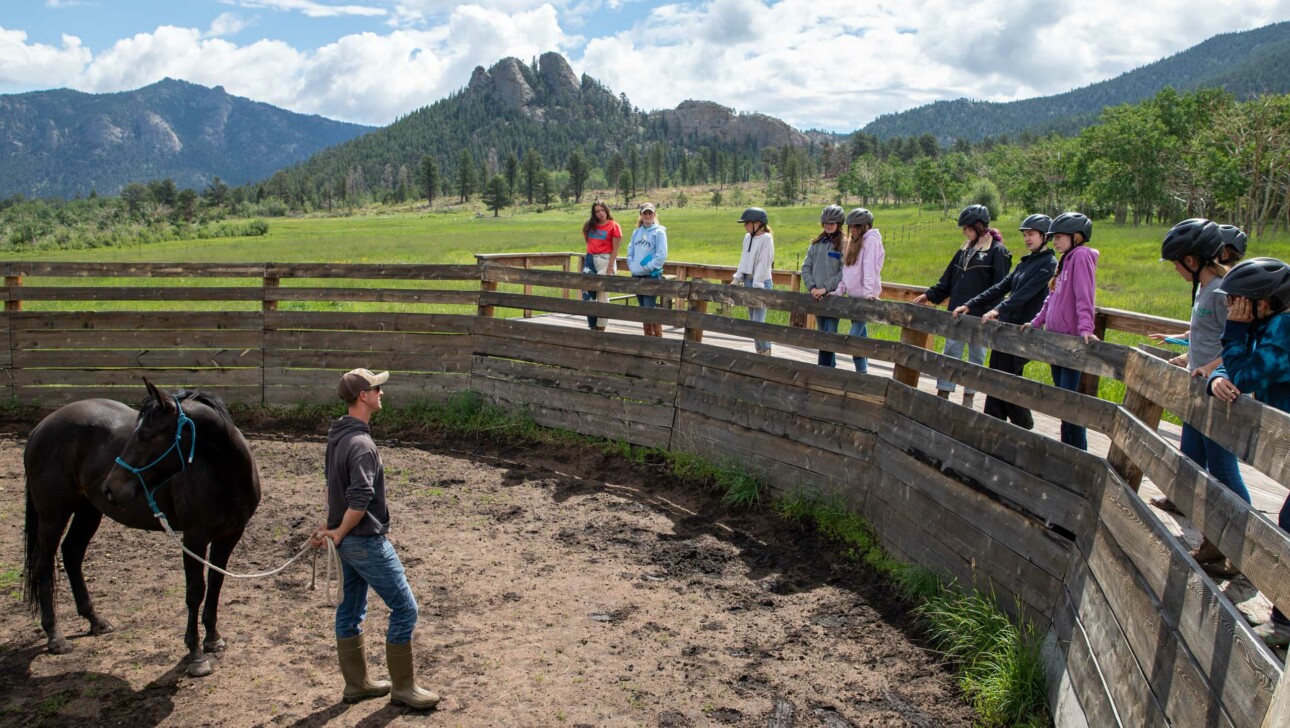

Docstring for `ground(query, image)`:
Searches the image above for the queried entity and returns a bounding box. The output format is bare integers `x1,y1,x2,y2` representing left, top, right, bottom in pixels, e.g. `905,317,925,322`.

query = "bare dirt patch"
0,428,975,727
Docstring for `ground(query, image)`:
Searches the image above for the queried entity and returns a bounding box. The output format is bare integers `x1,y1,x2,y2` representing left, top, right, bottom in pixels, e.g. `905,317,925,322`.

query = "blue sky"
4,0,1290,132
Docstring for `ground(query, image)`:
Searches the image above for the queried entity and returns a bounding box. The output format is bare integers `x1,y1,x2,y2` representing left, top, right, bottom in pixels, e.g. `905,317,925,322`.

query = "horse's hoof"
90,619,115,636
48,637,73,655
187,659,213,677
203,638,226,653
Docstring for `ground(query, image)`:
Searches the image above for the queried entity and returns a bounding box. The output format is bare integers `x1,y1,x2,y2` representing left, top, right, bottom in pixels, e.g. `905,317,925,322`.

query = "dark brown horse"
23,381,261,677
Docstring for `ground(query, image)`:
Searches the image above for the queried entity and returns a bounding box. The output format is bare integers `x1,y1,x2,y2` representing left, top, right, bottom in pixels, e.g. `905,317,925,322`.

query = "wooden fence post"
478,263,497,319
561,255,571,299
1078,311,1108,396
522,257,533,318
789,272,808,329
892,327,934,387
685,282,706,343
1108,352,1165,491
4,274,21,313
263,273,279,312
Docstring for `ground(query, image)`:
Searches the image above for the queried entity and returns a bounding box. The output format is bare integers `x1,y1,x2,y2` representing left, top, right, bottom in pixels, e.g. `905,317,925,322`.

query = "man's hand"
1211,376,1241,402
912,294,929,306
981,310,1000,323
951,305,969,318
1228,296,1254,323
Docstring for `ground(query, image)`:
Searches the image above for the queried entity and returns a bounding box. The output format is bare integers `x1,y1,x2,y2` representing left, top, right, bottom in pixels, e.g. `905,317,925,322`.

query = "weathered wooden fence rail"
2,260,1287,727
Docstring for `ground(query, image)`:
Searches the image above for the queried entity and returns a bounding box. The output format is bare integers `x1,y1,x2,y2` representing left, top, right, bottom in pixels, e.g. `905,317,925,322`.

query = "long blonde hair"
637,204,659,228
844,224,871,266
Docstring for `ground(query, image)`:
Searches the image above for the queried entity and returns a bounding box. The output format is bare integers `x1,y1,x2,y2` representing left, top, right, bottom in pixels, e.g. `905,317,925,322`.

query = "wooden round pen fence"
2,259,1288,727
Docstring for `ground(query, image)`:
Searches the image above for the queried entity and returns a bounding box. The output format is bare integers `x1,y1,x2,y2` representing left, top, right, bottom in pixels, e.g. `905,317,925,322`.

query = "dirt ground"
0,423,976,728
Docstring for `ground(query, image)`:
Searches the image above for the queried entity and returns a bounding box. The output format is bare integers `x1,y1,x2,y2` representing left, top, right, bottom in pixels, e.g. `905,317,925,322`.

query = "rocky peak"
654,99,808,148
538,52,580,98
134,111,182,154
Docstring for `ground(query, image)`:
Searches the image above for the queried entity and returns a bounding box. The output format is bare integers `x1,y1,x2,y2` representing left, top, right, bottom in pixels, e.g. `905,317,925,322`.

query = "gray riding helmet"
1046,212,1093,243
820,205,845,225
957,204,990,228
738,207,769,225
1215,257,1290,312
845,208,874,227
1218,224,1248,260
1019,214,1052,234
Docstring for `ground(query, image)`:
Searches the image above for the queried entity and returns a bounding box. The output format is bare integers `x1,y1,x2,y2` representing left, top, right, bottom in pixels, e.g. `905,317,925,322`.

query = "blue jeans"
937,338,987,394
848,320,869,373
1180,423,1251,503
634,273,657,310
1050,364,1088,450
742,277,772,353
817,316,840,367
335,534,419,645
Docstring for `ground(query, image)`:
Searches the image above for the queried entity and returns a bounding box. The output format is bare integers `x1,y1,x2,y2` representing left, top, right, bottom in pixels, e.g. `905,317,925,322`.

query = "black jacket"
325,416,390,537
964,247,1057,325
925,240,1012,309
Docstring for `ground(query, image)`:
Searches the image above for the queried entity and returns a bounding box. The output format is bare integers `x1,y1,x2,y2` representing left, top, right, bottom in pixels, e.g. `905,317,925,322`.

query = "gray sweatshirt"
801,236,844,293
325,416,390,537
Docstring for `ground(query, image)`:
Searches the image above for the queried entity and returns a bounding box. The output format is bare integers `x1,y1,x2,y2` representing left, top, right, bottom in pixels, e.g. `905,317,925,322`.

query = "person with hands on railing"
913,204,1012,408
1022,211,1098,450
627,202,668,337
802,205,846,366
733,207,775,355
829,208,884,373
951,214,1056,429
581,200,622,332
1148,219,1251,573
1205,256,1290,647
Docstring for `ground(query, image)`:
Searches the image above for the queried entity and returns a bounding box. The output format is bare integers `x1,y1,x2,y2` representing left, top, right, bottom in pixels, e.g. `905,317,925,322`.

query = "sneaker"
1150,495,1181,514
1190,539,1225,564
1253,620,1290,648
1200,558,1238,579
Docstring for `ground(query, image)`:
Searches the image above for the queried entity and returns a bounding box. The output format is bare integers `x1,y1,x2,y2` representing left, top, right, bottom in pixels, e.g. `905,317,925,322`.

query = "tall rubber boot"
386,641,441,710
336,634,390,703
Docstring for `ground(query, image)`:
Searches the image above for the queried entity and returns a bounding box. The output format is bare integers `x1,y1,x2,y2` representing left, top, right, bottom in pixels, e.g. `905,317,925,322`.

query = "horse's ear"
143,378,173,412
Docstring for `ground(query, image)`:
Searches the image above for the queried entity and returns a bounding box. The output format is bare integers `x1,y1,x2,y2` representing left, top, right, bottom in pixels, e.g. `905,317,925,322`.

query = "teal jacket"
1210,313,1290,412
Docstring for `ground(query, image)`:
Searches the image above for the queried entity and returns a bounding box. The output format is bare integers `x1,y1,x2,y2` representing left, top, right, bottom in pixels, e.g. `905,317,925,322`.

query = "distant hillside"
0,79,372,198
863,21,1290,141
277,52,808,196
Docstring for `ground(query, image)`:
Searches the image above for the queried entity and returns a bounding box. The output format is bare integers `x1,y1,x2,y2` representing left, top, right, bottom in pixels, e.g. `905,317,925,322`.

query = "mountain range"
0,79,371,199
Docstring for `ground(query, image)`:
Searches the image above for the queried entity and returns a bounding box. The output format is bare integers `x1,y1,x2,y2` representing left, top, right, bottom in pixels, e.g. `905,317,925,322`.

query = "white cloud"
224,0,387,18
0,28,93,87
207,12,253,38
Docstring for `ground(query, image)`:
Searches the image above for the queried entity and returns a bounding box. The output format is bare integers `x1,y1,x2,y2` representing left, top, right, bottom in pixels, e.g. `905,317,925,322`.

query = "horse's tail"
22,483,40,614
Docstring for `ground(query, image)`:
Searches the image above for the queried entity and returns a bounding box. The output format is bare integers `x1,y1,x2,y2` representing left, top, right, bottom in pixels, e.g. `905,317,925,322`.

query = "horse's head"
102,379,194,505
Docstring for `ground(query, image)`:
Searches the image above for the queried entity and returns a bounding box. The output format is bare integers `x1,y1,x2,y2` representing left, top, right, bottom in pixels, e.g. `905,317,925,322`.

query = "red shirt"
585,220,622,255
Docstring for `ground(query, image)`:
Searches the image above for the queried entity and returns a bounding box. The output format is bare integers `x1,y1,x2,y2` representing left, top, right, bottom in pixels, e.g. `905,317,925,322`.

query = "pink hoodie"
831,229,884,300
1031,245,1099,337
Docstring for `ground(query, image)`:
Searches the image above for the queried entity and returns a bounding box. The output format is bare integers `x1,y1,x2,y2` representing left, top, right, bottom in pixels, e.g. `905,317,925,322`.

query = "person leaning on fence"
1206,257,1290,647
1024,212,1099,451
627,202,668,337
951,214,1056,429
1148,220,1251,574
913,204,1012,408
802,205,846,366
311,368,441,710
581,200,622,332
1218,223,1249,267
733,207,775,355
828,208,884,373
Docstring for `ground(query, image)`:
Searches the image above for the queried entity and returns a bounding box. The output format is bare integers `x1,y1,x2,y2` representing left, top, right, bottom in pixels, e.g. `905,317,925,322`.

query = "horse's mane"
139,389,235,429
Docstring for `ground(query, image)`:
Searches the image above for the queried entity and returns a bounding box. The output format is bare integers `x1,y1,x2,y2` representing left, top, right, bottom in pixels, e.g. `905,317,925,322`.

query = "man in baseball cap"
312,368,440,710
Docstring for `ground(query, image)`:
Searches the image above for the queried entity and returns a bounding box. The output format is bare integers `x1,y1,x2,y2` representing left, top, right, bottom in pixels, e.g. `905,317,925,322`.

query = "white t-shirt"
734,233,774,288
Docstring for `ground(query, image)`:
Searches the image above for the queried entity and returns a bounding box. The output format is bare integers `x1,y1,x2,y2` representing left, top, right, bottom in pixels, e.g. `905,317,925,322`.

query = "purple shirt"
1031,245,1099,337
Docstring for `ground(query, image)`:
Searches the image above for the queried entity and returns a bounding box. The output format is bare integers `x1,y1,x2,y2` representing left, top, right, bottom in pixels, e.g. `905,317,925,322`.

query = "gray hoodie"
325,416,389,537
802,235,844,293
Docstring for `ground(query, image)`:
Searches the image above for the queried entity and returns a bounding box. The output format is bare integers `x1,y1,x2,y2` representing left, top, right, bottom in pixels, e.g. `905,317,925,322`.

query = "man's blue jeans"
335,534,419,645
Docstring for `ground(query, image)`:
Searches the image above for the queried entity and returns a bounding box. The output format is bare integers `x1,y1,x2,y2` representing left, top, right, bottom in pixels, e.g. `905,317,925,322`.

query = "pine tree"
618,170,633,206
482,175,512,216
566,149,590,203
504,152,520,195
606,152,625,193
419,156,439,205
629,146,640,197
456,149,475,202
522,149,543,204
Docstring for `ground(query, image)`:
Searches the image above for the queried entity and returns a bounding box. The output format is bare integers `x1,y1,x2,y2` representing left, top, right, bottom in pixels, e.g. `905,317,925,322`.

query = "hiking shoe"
1190,538,1225,564
1150,495,1181,514
1254,620,1290,648
1201,558,1238,579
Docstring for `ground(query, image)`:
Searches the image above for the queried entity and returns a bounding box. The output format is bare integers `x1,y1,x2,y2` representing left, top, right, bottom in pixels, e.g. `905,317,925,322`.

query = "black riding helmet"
1045,212,1092,243
1019,214,1052,235
1161,218,1224,303
1215,257,1290,314
820,205,845,225
958,204,990,228
738,207,768,226
845,208,874,227
1219,224,1248,261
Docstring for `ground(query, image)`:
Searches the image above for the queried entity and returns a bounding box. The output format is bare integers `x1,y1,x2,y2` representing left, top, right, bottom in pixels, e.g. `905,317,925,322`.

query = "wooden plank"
473,334,680,383
266,263,479,280
10,311,263,330
265,288,478,305
1061,553,1171,727
682,341,889,401
1089,469,1280,728
265,329,471,353
675,386,874,458
472,355,675,405
13,329,264,350
1051,586,1139,728
481,264,691,297
475,316,682,363
472,376,675,429
1264,668,1290,728
883,382,1102,499
14,385,263,406
672,408,871,479
478,387,672,449
1112,409,1290,610
1106,382,1165,491
14,349,263,368
479,291,688,327
1099,307,1189,338
1122,348,1290,487
893,326,934,387
264,368,467,389
11,368,260,388
265,311,475,333
267,350,470,372
8,262,266,277
879,410,1090,538
12,286,265,301
677,365,884,434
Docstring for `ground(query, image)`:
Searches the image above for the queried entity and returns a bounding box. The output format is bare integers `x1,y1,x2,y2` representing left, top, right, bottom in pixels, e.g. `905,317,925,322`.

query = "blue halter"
113,396,197,517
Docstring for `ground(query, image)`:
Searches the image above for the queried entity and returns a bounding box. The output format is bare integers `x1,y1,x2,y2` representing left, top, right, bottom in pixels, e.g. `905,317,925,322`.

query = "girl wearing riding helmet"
733,207,775,355
802,205,846,366
913,204,1012,407
951,214,1056,429
829,208,884,372
1218,223,1248,266
1207,256,1290,647
627,202,668,337
1025,211,1098,450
